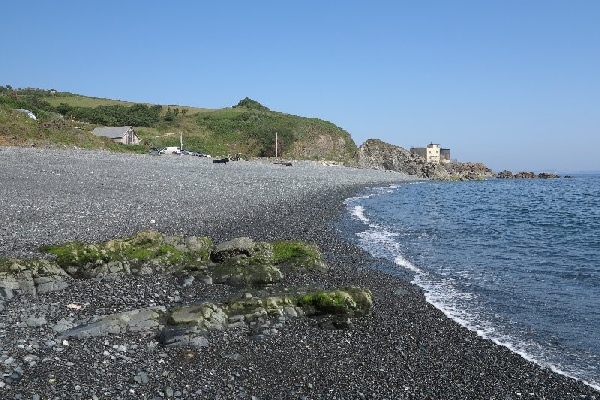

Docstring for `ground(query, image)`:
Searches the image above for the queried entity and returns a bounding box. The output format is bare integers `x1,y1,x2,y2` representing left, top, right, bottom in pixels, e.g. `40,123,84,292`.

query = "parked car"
159,147,181,155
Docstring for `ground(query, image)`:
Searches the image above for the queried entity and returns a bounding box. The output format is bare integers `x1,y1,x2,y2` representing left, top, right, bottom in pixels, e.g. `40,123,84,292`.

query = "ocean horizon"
342,174,600,390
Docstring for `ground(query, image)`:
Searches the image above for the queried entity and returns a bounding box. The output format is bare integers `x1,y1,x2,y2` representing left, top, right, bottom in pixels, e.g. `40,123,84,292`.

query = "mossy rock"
36,231,327,284
0,258,71,299
168,303,228,330
224,295,294,317
208,262,283,287
210,237,273,264
272,240,328,272
296,287,372,317
0,258,13,273
41,230,212,278
205,237,282,287
0,258,69,278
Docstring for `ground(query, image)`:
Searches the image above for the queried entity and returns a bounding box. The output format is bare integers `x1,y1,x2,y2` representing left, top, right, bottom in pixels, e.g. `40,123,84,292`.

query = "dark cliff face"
288,130,357,161
351,139,496,181
351,139,423,175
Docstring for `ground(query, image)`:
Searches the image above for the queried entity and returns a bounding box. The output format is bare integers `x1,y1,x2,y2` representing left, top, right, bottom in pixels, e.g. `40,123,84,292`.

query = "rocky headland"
351,139,496,181
0,147,596,399
351,138,564,181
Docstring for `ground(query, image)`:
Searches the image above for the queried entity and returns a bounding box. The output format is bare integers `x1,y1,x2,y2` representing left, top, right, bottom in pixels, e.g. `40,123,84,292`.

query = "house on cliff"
410,143,450,164
91,126,140,145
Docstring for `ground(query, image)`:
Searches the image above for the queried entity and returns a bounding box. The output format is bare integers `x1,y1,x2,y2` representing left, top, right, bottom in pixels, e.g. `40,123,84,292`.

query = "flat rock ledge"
1,230,371,347
57,285,371,348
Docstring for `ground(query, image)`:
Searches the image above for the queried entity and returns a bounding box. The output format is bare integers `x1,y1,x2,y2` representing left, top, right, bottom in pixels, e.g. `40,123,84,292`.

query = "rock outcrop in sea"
496,170,561,179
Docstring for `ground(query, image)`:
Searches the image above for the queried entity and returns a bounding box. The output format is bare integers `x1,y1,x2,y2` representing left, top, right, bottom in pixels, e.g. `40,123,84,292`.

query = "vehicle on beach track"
159,147,181,155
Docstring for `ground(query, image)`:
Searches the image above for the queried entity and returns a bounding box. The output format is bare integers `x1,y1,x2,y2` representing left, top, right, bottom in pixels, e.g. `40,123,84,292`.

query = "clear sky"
2,1,599,173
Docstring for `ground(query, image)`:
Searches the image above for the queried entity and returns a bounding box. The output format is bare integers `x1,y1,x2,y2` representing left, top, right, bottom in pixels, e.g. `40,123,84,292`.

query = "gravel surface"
0,147,409,258
0,147,598,399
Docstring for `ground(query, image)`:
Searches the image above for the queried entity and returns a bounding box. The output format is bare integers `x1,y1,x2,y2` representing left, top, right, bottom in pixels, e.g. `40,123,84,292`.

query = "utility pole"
180,132,183,151
275,132,278,158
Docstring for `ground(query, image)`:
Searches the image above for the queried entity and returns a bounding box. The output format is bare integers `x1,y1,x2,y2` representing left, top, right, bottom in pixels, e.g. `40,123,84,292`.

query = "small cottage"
91,126,140,145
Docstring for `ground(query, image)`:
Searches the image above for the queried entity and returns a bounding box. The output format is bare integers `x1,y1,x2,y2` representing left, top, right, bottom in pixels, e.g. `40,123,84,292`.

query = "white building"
410,143,451,163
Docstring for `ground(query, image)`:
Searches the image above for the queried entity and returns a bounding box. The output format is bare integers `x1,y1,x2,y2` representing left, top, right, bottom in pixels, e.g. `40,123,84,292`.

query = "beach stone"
0,271,36,300
52,318,75,333
62,307,166,338
0,259,70,302
283,306,298,318
134,371,150,384
158,326,210,348
169,303,227,330
211,237,256,261
25,316,47,327
184,235,213,255
33,275,69,293
210,237,273,263
210,263,283,286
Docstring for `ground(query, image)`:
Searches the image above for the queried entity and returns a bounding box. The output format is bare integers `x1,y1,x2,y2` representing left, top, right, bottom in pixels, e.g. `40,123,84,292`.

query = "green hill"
0,86,357,160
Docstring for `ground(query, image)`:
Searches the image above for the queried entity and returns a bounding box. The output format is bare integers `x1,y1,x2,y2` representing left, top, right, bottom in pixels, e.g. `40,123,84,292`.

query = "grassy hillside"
0,90,146,153
0,87,357,161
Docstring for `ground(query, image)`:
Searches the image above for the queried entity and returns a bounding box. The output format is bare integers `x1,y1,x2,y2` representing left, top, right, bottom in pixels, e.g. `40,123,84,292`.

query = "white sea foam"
350,205,370,224
391,227,599,390
355,229,401,261
408,247,600,390
393,254,421,274
346,185,600,391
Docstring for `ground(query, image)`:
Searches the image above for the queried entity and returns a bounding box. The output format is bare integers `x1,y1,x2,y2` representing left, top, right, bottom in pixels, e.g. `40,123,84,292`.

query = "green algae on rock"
61,286,373,343
3,230,375,349
40,230,212,278
296,286,373,317
207,237,282,286
38,232,328,285
272,240,329,272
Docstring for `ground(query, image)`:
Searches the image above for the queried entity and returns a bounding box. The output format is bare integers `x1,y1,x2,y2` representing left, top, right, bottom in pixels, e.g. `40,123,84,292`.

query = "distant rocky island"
496,170,564,179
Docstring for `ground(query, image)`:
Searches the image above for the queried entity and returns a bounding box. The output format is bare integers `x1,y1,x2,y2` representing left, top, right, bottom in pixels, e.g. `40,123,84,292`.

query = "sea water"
343,175,600,390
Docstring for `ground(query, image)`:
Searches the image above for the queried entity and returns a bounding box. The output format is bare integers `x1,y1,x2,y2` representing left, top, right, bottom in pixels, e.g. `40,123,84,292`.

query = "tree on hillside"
55,103,162,127
233,97,270,112
163,107,180,122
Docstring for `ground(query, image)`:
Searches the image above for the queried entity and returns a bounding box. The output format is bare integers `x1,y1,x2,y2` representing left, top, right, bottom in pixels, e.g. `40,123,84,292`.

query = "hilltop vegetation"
0,86,357,160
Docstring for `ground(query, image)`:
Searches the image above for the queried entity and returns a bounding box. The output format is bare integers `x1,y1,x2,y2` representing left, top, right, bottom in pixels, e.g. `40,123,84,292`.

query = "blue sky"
2,1,599,172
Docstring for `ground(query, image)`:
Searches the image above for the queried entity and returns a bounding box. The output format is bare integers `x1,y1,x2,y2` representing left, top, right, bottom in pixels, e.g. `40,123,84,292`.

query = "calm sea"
343,175,600,390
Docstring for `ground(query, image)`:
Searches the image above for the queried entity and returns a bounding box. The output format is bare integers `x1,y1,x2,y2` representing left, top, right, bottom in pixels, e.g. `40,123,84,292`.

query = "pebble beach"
0,147,597,399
